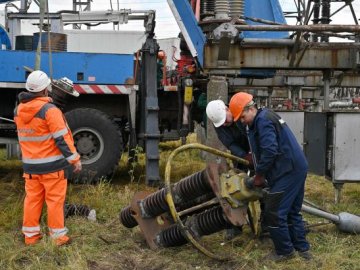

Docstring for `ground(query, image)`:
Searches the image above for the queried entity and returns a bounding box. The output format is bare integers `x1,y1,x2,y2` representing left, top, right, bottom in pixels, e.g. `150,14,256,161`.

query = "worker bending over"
229,92,311,262
206,99,253,169
14,70,82,246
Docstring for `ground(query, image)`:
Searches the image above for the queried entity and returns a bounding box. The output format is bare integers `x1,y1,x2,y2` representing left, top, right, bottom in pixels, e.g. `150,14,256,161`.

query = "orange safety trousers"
22,170,68,245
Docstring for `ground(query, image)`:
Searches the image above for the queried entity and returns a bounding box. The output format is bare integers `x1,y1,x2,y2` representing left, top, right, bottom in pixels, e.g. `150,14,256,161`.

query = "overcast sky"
1,0,359,38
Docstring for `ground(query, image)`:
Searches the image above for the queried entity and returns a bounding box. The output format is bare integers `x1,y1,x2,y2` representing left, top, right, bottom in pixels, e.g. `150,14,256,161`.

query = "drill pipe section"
302,204,360,234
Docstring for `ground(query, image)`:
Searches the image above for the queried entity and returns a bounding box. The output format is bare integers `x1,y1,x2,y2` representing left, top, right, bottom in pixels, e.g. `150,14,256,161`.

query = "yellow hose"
164,143,249,261
249,201,260,236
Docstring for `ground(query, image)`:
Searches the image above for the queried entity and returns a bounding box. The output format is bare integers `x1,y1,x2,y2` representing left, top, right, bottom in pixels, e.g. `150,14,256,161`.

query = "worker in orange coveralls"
14,70,82,246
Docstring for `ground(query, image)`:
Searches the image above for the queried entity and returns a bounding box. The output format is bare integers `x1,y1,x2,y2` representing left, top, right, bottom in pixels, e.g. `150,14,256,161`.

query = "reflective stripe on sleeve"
66,152,79,162
22,155,64,164
52,128,68,139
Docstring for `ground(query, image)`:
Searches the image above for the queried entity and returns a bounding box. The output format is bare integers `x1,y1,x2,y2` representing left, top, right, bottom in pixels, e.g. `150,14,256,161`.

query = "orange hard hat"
229,92,253,121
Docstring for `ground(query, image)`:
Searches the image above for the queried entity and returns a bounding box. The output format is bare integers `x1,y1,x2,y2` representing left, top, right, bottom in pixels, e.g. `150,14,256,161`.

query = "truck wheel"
65,108,123,184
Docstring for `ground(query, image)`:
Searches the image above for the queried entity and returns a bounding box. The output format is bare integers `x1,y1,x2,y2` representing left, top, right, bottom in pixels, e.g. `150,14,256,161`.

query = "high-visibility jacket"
14,92,80,174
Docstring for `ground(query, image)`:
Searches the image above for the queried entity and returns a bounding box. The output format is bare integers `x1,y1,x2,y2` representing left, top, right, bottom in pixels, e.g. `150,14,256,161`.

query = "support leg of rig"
206,76,228,165
333,183,344,204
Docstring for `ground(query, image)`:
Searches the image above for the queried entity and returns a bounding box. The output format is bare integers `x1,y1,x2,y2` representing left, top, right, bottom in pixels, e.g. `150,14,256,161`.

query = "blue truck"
0,2,184,184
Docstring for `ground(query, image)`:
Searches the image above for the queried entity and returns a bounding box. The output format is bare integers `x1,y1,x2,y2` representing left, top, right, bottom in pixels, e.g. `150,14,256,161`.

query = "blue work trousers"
264,170,310,255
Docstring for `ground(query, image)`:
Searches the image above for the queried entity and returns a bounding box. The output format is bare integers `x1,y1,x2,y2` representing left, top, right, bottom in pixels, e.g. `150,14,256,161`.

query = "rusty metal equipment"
120,143,261,260
120,143,360,260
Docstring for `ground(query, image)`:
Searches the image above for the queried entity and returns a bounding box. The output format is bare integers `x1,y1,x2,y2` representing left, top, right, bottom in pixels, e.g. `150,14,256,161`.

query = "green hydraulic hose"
164,143,249,261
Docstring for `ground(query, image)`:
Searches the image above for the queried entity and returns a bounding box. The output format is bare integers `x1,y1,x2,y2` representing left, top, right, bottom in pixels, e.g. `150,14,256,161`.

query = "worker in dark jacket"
206,100,253,169
229,92,311,262
206,99,253,240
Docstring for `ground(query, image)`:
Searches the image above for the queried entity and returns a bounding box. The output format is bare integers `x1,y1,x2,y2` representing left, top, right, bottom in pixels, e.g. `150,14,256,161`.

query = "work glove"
73,160,82,173
245,174,266,190
243,153,254,169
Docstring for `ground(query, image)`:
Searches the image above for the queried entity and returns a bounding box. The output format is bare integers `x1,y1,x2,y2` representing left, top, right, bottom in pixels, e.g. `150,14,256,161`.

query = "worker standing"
14,70,82,246
229,92,311,262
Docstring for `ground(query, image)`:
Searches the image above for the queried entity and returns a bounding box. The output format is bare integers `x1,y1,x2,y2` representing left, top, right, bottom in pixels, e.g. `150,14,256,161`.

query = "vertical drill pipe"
164,143,248,261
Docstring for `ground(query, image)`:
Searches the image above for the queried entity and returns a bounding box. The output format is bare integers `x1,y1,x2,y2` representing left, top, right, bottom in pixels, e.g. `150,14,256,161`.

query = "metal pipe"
303,199,326,211
302,204,360,234
178,197,219,217
240,38,295,46
234,24,360,32
302,204,340,223
240,15,282,26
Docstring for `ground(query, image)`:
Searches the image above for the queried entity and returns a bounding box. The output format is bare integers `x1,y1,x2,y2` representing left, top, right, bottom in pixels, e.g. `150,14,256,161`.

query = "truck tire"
65,108,123,184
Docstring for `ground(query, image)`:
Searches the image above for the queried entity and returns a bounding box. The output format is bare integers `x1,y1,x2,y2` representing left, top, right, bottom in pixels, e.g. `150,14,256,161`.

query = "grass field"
0,139,359,270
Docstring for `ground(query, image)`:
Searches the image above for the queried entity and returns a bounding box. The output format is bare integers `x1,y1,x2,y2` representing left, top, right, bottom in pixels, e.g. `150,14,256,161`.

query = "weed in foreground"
0,136,360,270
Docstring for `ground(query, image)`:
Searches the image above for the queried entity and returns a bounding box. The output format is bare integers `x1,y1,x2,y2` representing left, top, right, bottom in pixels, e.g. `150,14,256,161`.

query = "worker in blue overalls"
229,92,311,262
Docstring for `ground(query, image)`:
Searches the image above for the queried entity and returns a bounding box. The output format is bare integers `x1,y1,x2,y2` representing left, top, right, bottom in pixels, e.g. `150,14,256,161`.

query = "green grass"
0,139,360,270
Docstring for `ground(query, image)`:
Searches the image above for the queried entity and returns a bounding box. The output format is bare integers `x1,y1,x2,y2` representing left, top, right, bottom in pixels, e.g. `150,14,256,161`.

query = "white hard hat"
206,100,227,127
25,70,51,92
